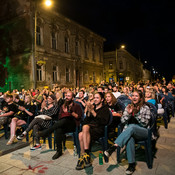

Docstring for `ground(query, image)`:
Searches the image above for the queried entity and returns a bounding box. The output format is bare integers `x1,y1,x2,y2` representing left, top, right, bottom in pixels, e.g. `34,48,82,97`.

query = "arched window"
84,41,88,59
119,61,123,69
65,37,69,53
75,40,79,55
36,18,43,46
51,32,57,49
66,67,70,82
36,26,41,45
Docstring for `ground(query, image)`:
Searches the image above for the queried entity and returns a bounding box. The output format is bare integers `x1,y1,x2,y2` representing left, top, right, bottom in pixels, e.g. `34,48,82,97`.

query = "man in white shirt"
112,86,121,99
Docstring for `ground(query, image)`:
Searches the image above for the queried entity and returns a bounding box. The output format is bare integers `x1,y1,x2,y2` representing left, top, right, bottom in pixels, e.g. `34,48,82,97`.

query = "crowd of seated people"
0,79,174,175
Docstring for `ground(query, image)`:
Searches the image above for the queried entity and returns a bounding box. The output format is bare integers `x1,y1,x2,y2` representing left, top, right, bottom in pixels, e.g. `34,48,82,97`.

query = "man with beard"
38,91,82,160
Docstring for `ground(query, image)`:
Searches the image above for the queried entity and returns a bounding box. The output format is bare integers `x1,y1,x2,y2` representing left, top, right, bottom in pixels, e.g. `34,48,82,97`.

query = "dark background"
55,0,175,81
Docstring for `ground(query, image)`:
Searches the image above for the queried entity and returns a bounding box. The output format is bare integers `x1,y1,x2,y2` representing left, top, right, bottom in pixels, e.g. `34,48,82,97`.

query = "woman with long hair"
104,90,151,175
105,92,124,130
7,95,35,145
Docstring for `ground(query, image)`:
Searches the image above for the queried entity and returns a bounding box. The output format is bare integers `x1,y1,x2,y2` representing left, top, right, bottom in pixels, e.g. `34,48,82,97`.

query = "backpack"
117,95,131,108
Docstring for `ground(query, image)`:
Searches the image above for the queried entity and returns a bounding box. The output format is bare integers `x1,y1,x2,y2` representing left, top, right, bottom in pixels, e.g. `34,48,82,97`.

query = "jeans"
115,124,148,163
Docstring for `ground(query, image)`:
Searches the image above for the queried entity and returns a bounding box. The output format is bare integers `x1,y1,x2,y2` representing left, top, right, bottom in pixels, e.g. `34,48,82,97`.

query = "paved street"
0,117,175,175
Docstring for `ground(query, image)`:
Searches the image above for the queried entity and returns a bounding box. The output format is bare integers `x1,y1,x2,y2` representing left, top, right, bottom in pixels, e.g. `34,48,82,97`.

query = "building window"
53,65,59,82
84,71,88,82
93,72,96,83
51,32,56,49
92,46,95,61
75,40,79,55
66,67,70,82
65,37,69,53
36,26,41,45
100,72,103,81
109,61,113,69
119,61,123,69
37,64,42,81
99,48,102,62
84,42,88,59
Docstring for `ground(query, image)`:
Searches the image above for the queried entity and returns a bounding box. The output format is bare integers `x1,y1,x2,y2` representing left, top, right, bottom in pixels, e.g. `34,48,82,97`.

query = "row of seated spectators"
0,81,174,174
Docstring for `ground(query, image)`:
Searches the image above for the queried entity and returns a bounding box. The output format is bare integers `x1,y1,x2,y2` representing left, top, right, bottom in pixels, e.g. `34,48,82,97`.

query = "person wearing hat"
17,94,59,150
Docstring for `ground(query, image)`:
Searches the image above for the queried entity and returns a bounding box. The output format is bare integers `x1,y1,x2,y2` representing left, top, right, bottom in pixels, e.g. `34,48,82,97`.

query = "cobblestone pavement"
0,117,175,175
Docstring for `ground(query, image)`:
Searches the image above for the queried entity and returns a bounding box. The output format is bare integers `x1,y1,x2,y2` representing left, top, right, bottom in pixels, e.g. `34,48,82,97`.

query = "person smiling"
76,92,110,170
104,90,151,175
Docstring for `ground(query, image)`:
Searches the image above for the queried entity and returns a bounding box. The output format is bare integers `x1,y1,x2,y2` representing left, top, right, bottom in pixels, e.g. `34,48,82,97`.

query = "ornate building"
0,0,105,91
104,47,151,83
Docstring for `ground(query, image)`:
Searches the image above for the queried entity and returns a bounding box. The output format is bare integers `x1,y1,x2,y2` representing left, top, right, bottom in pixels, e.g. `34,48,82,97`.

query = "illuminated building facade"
104,48,151,83
0,0,104,91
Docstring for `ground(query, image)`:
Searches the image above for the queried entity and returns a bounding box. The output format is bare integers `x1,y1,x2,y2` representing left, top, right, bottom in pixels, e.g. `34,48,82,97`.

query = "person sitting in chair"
7,95,35,145
104,90,151,175
37,91,82,160
0,94,18,128
17,94,59,150
76,92,110,170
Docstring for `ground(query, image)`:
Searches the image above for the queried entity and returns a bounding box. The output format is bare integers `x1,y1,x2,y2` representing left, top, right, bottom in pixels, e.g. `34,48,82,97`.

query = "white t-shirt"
112,92,121,99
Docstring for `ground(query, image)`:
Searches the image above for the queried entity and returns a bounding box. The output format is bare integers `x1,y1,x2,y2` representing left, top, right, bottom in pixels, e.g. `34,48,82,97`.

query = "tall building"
104,47,151,83
0,0,105,91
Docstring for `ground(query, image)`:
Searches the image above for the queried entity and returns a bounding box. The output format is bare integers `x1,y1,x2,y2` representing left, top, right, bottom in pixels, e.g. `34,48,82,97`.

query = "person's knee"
82,125,90,133
33,124,38,131
11,118,17,123
127,124,137,133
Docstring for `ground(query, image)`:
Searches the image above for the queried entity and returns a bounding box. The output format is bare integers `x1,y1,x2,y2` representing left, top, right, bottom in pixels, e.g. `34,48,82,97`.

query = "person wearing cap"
17,94,59,150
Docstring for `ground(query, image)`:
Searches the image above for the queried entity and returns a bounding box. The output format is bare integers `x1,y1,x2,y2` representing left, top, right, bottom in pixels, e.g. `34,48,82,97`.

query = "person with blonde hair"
145,87,156,106
7,95,35,145
55,91,64,107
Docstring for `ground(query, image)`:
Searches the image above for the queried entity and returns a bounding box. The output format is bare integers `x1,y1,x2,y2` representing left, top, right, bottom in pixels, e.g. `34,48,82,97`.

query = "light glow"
45,0,52,7
121,45,125,49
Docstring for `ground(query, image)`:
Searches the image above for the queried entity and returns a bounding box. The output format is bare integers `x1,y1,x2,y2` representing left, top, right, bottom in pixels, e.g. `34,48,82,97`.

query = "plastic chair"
116,122,155,169
51,124,80,152
77,110,113,162
3,123,9,139
98,111,113,162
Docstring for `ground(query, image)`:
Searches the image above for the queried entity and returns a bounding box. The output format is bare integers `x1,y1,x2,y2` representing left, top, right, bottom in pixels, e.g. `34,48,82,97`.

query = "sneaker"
83,153,92,168
104,145,117,157
76,155,85,170
6,135,16,145
30,144,41,150
52,151,62,160
17,134,25,140
125,163,136,175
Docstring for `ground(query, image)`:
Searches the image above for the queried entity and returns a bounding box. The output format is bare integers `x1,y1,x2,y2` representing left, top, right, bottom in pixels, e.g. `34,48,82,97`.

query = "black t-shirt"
0,99,7,110
2,103,18,118
14,100,24,107
14,103,36,122
168,88,175,95
107,102,123,113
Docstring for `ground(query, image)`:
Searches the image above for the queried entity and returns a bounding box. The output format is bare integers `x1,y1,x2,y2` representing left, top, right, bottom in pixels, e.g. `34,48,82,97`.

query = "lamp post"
32,0,52,89
121,45,125,49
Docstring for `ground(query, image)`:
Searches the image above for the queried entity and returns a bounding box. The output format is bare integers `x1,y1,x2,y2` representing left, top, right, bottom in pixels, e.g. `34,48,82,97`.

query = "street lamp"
45,0,52,7
121,45,125,49
32,0,53,89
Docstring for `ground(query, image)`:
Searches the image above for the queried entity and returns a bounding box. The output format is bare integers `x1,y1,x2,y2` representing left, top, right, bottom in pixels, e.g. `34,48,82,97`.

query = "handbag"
35,115,52,120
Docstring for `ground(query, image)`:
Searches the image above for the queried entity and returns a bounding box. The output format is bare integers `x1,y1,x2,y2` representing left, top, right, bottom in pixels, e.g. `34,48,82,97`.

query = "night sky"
55,0,175,81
